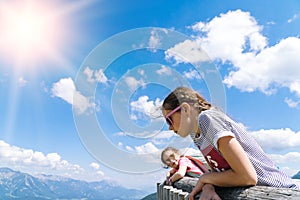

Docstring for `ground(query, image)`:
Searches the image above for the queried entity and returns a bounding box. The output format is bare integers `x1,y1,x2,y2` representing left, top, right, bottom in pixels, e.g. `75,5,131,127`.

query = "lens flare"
0,1,69,71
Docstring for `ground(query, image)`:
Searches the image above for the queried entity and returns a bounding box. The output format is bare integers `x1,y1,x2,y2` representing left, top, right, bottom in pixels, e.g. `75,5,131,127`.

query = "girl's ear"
180,102,191,115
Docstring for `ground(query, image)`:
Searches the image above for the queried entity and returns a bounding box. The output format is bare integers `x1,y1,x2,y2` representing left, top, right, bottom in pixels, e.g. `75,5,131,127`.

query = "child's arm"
168,165,188,184
167,168,176,178
192,136,257,191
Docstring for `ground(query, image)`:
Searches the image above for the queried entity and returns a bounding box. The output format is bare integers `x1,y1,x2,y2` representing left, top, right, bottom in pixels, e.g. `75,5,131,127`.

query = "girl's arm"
196,136,257,188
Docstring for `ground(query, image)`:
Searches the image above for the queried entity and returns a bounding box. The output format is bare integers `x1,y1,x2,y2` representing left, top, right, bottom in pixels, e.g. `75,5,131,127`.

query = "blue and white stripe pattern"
191,107,299,189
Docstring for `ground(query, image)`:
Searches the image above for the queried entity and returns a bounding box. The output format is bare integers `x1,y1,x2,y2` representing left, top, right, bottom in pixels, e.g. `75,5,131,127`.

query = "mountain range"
0,167,147,200
292,171,300,180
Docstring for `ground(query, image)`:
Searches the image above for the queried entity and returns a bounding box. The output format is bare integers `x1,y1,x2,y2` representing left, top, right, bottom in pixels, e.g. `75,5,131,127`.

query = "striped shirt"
190,107,299,189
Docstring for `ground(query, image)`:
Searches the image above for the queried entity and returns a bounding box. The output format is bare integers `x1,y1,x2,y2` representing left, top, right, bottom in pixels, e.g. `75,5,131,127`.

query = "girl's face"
163,106,192,138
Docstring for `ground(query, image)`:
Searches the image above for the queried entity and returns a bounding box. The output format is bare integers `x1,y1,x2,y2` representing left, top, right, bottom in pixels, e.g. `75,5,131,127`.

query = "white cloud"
152,130,176,140
250,128,300,152
89,162,100,170
183,69,202,80
18,77,28,87
268,152,300,176
290,81,300,97
287,14,299,23
165,39,210,65
156,65,172,75
0,140,110,182
125,145,134,152
148,29,162,52
51,77,96,114
135,142,159,154
284,98,300,108
185,9,300,103
0,140,84,176
223,37,300,94
191,9,267,61
96,170,104,176
51,78,75,104
130,95,163,120
83,66,108,84
138,69,145,76
124,76,145,91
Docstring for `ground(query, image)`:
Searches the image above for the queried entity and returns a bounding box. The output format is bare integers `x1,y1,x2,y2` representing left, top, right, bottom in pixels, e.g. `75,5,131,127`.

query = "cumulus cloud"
268,152,300,176
89,162,104,176
165,39,210,65
148,29,162,52
184,9,300,102
89,162,100,170
51,77,96,114
18,77,28,87
284,98,300,108
0,140,83,175
191,9,267,60
0,140,110,181
130,95,163,120
156,65,172,75
183,69,202,80
83,66,108,84
124,76,145,91
135,142,159,154
250,128,300,153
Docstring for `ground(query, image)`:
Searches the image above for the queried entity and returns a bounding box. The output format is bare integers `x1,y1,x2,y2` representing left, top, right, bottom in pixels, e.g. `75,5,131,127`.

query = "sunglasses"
165,105,181,126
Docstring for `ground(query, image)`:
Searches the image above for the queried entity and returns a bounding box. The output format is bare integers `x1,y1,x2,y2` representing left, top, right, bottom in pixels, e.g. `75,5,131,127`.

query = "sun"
0,1,66,71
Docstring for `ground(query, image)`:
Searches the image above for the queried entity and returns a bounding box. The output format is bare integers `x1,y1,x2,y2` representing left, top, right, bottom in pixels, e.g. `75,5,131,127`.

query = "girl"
162,86,299,200
161,147,208,185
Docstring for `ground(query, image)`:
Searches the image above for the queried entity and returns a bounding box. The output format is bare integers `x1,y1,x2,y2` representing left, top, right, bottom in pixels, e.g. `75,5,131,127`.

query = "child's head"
161,147,181,168
162,87,211,112
161,87,211,137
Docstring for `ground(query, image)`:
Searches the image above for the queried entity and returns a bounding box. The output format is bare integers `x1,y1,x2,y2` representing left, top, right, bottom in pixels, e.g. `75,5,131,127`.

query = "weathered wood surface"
172,177,300,200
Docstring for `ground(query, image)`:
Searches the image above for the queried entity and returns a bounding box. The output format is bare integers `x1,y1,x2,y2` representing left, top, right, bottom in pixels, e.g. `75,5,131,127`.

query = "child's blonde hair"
161,147,180,165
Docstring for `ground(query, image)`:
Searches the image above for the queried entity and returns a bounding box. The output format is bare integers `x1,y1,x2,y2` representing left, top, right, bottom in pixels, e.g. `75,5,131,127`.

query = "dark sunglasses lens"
166,117,172,126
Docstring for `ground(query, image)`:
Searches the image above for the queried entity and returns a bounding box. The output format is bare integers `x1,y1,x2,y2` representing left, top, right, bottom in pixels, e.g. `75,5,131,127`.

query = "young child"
162,86,299,200
161,147,208,185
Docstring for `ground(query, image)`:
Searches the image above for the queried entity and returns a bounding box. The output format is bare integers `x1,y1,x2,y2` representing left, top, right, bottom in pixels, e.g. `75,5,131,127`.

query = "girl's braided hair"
162,86,211,112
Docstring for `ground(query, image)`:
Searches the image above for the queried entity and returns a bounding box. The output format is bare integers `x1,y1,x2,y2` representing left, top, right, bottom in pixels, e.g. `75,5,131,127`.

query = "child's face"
163,153,179,168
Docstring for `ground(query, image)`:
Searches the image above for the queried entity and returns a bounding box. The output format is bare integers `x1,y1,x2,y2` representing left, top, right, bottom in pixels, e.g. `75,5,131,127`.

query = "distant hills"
141,192,156,200
292,171,300,179
0,167,147,200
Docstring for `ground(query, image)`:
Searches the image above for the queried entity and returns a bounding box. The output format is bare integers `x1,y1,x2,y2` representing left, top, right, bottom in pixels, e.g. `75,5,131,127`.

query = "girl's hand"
199,184,221,200
189,184,221,200
188,193,195,200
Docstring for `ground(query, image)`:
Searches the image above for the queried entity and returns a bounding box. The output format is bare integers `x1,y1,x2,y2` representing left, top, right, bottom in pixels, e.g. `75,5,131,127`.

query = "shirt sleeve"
178,157,189,167
199,109,235,149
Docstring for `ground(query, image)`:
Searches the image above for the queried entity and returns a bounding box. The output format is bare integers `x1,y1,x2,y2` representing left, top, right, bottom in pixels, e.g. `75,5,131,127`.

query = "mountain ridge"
0,167,147,200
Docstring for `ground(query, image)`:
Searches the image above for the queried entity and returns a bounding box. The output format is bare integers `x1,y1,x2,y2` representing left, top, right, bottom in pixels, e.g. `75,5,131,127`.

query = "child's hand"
166,172,171,179
166,177,172,185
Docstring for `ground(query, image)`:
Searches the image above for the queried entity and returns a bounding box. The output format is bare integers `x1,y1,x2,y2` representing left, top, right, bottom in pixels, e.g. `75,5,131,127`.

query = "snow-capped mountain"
0,167,147,200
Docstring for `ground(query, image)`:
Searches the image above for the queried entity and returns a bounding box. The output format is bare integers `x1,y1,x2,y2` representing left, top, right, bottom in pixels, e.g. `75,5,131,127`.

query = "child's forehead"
163,150,178,157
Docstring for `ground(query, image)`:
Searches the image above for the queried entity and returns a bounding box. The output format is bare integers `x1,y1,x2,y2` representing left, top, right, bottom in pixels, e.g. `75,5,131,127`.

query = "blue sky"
0,0,300,192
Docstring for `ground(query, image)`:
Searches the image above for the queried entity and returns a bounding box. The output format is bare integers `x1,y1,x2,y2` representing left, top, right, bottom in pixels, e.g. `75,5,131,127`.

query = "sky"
0,0,300,193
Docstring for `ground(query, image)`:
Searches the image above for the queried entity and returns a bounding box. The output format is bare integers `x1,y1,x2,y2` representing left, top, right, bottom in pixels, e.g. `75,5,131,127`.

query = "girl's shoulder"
199,107,227,121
